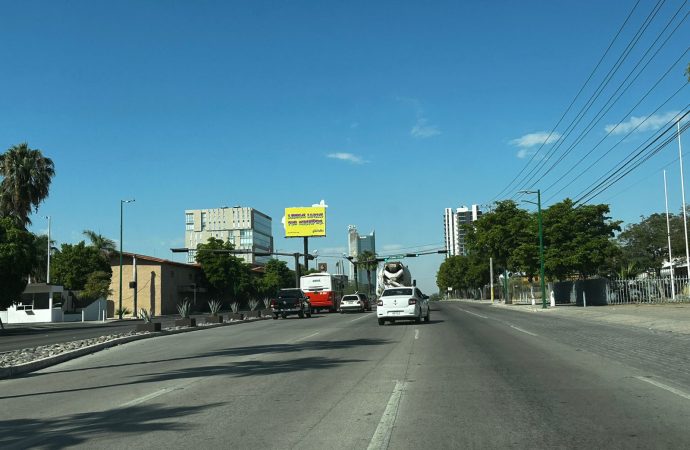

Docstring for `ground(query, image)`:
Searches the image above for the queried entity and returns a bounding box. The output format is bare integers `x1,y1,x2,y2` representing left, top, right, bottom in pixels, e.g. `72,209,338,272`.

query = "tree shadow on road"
0,402,222,449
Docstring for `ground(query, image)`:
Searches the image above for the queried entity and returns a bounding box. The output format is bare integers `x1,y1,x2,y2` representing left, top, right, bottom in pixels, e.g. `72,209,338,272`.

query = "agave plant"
248,298,260,311
230,300,240,314
139,308,153,323
177,298,191,318
115,307,131,317
262,297,271,309
208,299,222,316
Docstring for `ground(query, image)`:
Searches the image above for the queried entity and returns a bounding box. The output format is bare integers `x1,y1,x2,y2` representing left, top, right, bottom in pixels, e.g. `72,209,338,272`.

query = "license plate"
390,311,401,315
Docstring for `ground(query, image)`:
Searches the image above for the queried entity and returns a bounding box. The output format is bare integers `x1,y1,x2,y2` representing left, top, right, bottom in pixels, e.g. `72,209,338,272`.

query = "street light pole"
520,189,547,309
536,190,546,309
119,199,135,319
44,215,51,284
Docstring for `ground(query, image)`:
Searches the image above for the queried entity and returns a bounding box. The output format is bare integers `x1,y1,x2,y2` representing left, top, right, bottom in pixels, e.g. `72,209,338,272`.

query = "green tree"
436,255,470,293
0,143,55,227
542,199,621,280
358,250,378,297
196,238,253,302
51,241,111,291
617,212,686,274
259,259,295,295
82,230,116,256
81,270,113,301
465,200,534,273
0,217,36,314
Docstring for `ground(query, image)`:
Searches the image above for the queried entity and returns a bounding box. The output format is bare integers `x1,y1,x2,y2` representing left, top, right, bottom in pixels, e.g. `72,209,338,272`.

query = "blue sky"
2,1,688,294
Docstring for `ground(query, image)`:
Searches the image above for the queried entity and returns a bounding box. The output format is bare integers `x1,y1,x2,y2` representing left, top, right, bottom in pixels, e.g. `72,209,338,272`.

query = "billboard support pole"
304,237,309,271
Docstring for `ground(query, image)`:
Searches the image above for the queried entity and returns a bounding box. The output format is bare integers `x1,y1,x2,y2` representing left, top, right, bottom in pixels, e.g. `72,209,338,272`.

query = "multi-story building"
184,206,273,265
347,225,376,284
444,205,482,256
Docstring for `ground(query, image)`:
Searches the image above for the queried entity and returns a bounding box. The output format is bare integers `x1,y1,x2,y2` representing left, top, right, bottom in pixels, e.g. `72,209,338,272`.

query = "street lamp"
44,215,51,284
119,199,135,319
519,190,546,309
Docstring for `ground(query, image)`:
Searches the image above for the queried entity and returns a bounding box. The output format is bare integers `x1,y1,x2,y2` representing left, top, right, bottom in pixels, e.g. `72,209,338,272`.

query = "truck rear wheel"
378,318,385,325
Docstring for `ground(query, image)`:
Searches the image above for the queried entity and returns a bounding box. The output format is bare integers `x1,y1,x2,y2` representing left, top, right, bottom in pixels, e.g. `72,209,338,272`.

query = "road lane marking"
120,387,177,408
289,331,319,343
368,380,406,450
349,314,370,323
458,308,488,319
414,329,419,340
635,376,690,401
509,325,538,337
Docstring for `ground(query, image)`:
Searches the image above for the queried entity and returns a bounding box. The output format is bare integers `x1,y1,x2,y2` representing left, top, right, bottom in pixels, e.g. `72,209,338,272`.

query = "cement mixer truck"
376,260,413,297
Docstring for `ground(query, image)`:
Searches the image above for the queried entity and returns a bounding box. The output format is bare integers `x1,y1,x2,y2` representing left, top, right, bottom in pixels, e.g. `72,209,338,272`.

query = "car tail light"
270,299,276,307
408,299,417,305
377,300,383,306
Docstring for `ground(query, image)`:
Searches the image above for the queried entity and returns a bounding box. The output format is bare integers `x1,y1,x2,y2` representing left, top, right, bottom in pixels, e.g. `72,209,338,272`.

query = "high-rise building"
444,205,482,256
347,225,376,284
184,206,273,265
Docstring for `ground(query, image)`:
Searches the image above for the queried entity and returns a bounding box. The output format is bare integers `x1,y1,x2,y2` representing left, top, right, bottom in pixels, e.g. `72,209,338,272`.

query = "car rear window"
342,295,358,301
382,288,412,297
278,290,302,298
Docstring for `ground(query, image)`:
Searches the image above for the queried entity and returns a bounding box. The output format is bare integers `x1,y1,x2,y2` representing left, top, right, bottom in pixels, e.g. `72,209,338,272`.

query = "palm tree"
83,229,116,256
0,143,55,227
358,250,379,299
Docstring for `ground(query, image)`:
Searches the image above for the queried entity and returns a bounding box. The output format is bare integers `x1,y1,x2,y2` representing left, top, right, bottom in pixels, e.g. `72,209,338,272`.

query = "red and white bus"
299,273,344,313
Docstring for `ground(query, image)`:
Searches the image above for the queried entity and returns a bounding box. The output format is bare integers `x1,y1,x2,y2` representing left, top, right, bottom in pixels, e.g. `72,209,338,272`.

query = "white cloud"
326,152,366,164
604,111,680,135
411,118,441,138
510,131,561,149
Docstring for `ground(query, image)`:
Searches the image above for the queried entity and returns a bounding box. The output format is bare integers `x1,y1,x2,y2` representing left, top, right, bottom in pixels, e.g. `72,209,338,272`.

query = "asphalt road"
1,302,689,449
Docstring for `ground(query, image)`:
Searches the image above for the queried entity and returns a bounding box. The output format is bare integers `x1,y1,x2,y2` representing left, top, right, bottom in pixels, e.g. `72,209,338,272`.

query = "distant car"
271,288,312,319
376,287,429,325
340,293,371,313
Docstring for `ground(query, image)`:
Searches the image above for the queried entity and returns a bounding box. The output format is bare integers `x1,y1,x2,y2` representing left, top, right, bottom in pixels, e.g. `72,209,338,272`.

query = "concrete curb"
0,316,271,379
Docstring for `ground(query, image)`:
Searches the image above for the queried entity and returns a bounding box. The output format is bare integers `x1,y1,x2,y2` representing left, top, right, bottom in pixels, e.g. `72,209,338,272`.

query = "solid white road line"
458,308,489,319
509,325,538,337
635,376,690,401
368,380,406,450
120,387,178,408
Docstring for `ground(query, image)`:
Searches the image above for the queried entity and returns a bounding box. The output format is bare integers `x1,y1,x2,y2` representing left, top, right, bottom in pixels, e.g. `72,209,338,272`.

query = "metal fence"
606,276,690,304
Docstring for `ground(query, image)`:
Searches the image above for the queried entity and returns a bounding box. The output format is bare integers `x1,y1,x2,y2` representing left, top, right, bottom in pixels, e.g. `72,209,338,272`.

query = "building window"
201,212,207,231
185,213,194,231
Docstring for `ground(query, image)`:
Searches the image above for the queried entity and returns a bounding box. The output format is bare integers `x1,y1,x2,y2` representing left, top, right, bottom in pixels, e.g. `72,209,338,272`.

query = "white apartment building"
348,225,376,283
444,205,482,256
184,206,273,265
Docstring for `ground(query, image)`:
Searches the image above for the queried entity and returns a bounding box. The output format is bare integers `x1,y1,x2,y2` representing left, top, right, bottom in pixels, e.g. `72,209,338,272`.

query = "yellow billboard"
285,207,326,238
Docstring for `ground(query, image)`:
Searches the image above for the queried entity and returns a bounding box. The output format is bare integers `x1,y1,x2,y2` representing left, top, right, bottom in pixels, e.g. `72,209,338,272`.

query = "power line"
534,8,689,198
508,0,667,200
490,0,643,202
574,113,690,205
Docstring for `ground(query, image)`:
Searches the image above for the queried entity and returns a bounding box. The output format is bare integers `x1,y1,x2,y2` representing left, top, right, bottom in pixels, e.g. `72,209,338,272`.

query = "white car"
377,287,430,325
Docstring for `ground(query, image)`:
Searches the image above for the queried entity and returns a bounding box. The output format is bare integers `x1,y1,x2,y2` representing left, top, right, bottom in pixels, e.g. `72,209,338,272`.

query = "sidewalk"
453,299,690,335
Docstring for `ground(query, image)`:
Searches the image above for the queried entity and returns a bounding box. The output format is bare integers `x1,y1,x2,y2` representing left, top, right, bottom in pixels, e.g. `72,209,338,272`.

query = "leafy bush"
115,307,131,317
208,299,222,316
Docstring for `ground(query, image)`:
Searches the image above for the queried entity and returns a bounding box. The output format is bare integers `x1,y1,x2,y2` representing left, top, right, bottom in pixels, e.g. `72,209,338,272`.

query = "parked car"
340,292,371,313
376,287,429,325
271,288,312,319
